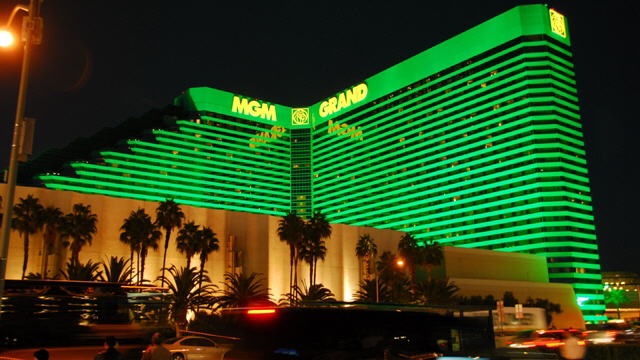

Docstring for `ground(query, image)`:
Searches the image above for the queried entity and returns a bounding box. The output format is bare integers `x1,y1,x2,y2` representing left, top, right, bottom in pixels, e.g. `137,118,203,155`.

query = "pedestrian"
33,349,49,360
95,335,124,360
560,331,586,360
141,332,171,360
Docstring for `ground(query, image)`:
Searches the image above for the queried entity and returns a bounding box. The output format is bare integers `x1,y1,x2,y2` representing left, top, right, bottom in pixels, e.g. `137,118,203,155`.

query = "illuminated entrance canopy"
319,83,368,118
232,95,277,121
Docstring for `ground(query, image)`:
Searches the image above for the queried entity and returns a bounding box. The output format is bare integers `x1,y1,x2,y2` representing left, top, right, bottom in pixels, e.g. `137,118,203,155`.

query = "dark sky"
1,2,638,274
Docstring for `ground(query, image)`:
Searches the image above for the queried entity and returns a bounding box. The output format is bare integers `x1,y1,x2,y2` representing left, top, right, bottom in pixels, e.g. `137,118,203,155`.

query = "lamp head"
0,27,13,47
396,259,404,266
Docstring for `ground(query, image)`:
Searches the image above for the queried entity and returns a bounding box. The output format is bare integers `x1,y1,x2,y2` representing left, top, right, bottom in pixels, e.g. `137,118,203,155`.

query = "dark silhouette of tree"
524,296,563,325
277,212,305,301
11,194,44,279
196,226,219,310
61,203,98,264
376,251,411,303
354,279,391,303
119,212,141,283
176,221,200,269
156,265,216,337
423,240,443,281
155,199,185,287
100,256,133,283
120,208,161,284
303,210,331,285
414,278,460,305
503,291,519,307
355,234,377,280
40,206,65,279
397,232,423,292
214,272,273,309
60,259,103,281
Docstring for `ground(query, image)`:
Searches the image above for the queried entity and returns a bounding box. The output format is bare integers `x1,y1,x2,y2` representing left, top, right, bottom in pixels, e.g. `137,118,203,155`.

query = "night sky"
1,2,638,274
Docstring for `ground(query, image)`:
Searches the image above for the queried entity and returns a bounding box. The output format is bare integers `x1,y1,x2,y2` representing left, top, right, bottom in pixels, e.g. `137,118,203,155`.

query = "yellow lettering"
248,101,261,117
328,97,338,114
337,92,347,110
355,83,368,101
318,83,368,118
345,88,357,106
319,101,330,117
262,102,277,121
232,96,250,115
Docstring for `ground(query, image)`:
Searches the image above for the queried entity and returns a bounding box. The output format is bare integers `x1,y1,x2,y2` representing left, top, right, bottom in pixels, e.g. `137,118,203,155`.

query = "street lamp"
375,258,403,303
0,0,43,319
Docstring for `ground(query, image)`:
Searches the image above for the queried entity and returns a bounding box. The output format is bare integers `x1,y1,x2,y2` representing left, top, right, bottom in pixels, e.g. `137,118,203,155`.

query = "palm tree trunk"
198,263,204,313
22,233,29,279
289,245,294,303
293,250,299,305
427,264,432,282
162,229,170,286
42,237,49,279
140,247,147,284
309,259,313,286
313,257,318,286
364,254,370,280
186,256,191,270
137,250,141,285
130,247,134,283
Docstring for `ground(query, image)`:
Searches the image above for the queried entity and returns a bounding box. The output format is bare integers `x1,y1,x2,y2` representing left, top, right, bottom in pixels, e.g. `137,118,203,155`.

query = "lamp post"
0,0,43,319
375,259,403,303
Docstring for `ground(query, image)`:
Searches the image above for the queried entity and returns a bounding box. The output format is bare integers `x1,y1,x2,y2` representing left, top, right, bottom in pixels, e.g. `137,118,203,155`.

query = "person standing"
560,331,586,360
33,349,49,360
141,332,171,360
95,335,124,360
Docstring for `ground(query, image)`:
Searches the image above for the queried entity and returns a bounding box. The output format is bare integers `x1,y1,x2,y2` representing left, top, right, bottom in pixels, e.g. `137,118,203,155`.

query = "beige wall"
0,185,402,302
437,246,549,283
0,184,584,328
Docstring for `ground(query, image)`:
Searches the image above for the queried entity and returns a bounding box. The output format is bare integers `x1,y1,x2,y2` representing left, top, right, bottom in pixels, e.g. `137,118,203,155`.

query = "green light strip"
38,175,290,210
71,163,289,197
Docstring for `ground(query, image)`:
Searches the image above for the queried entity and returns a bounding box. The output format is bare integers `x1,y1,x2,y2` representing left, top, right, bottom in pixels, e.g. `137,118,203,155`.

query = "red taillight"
247,309,276,315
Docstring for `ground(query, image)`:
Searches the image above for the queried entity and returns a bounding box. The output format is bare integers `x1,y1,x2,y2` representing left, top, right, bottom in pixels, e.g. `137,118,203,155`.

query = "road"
0,345,145,360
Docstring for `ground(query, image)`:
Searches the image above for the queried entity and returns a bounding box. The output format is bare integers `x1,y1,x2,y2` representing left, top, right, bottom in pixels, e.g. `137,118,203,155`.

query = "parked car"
507,329,585,350
162,336,229,360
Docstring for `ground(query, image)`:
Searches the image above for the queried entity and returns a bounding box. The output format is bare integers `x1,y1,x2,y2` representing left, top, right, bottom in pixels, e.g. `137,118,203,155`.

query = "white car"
162,336,229,360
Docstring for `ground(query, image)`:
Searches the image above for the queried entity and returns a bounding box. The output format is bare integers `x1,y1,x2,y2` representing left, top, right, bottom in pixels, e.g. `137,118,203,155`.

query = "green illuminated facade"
34,5,604,321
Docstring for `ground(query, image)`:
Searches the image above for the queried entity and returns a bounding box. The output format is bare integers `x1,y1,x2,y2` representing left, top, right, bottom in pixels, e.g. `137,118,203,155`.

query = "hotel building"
10,5,604,322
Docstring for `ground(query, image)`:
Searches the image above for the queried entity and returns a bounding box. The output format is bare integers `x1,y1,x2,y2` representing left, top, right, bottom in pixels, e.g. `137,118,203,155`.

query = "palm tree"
414,278,459,305
61,203,98,264
176,221,200,269
277,212,305,300
60,259,103,281
100,256,133,283
196,226,219,309
376,251,411,303
214,272,273,309
605,289,630,319
423,240,443,281
119,209,161,284
355,234,377,280
155,199,185,287
40,206,65,279
296,281,335,302
304,210,331,285
397,232,423,292
11,194,44,279
157,265,216,337
119,212,141,283
354,279,391,303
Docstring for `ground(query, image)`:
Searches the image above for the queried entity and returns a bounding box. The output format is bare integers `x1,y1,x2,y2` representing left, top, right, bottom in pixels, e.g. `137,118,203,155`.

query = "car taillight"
247,309,276,315
546,341,564,347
